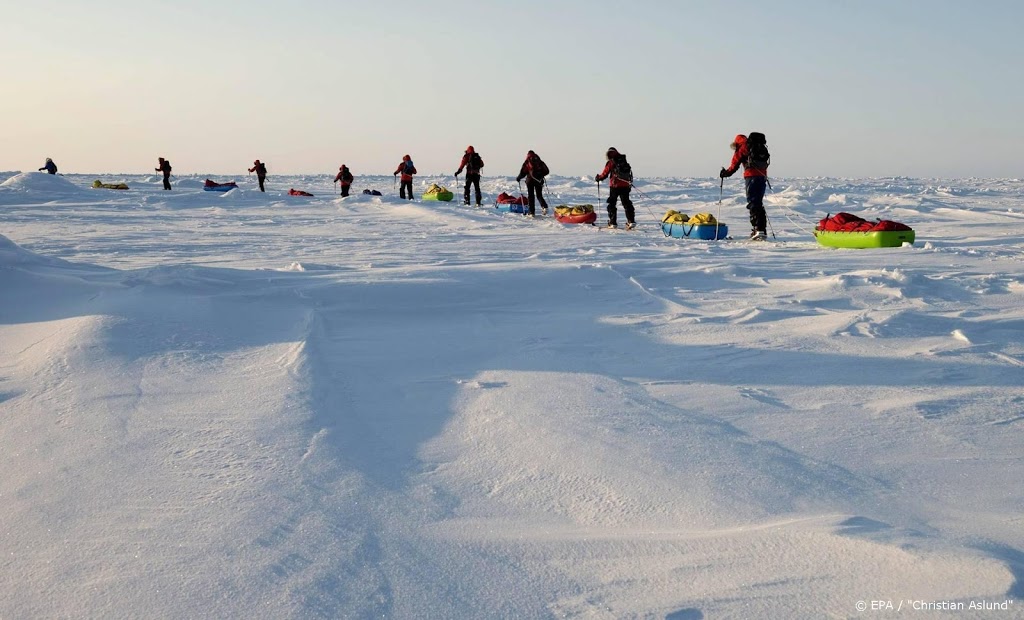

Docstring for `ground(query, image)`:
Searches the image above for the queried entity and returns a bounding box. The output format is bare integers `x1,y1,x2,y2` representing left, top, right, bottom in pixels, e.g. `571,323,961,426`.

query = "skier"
720,133,769,240
393,155,416,200
334,165,354,197
155,157,172,190
595,147,635,229
515,150,549,216
454,146,484,206
38,158,58,175
248,159,268,192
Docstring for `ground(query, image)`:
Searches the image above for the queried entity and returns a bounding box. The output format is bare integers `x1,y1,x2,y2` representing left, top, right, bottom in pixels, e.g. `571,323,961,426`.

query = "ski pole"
719,176,724,205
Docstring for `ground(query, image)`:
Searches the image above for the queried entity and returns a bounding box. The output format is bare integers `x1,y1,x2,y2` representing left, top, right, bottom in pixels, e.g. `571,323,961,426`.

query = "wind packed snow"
1,171,1023,618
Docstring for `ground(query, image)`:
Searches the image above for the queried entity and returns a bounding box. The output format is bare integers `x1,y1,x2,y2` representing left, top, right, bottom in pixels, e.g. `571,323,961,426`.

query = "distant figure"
454,146,484,206
155,157,172,190
393,155,416,200
38,158,57,175
595,147,635,229
248,159,268,192
720,133,770,240
334,165,354,197
515,150,549,216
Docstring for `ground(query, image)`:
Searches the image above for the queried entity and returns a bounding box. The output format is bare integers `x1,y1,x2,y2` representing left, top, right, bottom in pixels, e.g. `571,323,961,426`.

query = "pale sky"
3,0,1021,178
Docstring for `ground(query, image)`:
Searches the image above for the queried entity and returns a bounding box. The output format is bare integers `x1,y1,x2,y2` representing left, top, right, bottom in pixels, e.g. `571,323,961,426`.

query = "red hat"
466,145,475,153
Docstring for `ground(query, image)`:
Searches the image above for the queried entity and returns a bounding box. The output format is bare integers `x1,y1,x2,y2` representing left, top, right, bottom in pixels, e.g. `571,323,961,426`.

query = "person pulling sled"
720,133,770,240
455,146,484,206
595,147,635,229
334,164,354,197
515,150,549,216
394,155,417,200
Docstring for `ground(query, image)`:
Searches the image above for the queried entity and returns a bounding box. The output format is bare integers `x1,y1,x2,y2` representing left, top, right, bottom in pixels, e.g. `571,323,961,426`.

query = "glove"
393,172,398,176
594,175,601,182
454,171,459,177
719,168,729,178
516,176,523,182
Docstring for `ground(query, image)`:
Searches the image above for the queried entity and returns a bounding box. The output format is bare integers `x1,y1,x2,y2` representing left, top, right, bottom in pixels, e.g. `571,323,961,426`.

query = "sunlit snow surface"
2,172,1023,618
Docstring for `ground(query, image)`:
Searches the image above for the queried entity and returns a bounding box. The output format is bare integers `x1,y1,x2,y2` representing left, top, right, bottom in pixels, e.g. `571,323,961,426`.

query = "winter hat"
606,147,619,159
254,159,261,164
527,150,536,157
46,157,52,162
466,146,475,153
403,154,411,161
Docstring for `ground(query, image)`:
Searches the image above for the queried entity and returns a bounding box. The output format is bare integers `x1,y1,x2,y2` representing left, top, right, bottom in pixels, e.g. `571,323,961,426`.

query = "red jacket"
456,151,484,175
334,167,353,186
394,159,417,182
725,135,767,178
516,154,549,183
596,159,630,189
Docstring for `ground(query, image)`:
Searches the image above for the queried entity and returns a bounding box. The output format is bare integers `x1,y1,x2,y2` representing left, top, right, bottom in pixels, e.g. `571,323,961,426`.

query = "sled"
423,184,454,202
92,180,129,190
203,179,237,192
813,229,915,248
661,221,729,240
554,205,597,224
288,189,314,197
496,192,529,213
815,212,915,248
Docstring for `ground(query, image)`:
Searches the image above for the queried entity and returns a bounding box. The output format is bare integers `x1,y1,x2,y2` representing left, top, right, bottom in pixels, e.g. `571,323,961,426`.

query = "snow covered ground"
1,171,1022,619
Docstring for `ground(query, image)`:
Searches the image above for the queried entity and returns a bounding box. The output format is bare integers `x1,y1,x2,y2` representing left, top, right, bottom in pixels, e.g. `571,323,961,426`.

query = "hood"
402,155,411,161
466,146,475,154
731,135,747,149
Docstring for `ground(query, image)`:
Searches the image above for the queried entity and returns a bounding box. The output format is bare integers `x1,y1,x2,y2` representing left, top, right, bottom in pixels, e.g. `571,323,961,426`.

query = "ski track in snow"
1,172,1023,618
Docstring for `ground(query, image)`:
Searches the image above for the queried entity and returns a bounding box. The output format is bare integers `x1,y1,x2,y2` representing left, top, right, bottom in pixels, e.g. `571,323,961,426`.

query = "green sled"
814,229,915,248
423,191,454,202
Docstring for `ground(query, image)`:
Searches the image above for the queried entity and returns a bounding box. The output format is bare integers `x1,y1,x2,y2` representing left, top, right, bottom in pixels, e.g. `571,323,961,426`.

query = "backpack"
470,153,484,169
612,156,633,183
404,160,415,174
746,132,770,169
533,158,549,178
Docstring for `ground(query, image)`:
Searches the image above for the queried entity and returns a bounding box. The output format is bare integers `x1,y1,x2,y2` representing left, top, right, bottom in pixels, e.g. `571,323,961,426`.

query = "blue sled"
662,221,729,240
495,203,529,214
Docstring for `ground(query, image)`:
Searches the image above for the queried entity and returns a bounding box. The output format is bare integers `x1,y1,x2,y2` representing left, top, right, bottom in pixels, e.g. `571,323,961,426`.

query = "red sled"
288,189,314,197
555,211,597,224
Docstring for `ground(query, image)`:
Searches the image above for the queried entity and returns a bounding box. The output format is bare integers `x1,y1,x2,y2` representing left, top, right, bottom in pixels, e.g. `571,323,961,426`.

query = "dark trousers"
464,173,481,205
526,179,547,215
606,186,635,225
162,174,171,190
257,175,266,192
340,184,350,197
400,180,414,199
745,176,767,232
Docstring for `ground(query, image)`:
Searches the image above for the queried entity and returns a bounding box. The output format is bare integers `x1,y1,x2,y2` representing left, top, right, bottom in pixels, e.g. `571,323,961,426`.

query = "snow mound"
0,171,85,193
0,233,72,267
